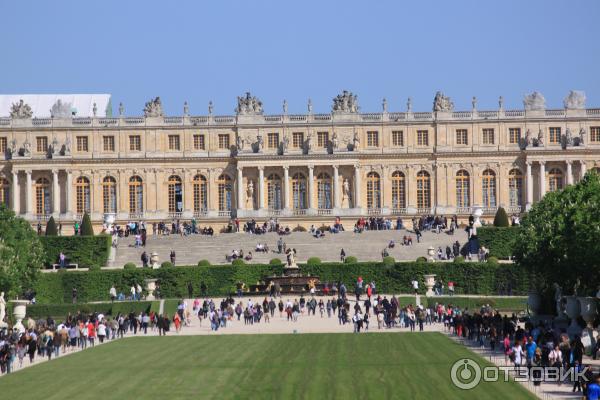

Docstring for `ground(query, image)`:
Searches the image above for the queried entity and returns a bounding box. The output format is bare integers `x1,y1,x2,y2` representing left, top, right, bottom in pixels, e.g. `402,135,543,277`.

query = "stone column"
52,169,60,215
237,167,244,209
11,170,19,214
283,166,290,210
526,162,533,209
566,160,573,185
333,165,340,209
25,170,32,216
539,161,546,200
66,170,73,216
580,161,587,179
258,167,265,210
354,164,362,208
307,165,315,210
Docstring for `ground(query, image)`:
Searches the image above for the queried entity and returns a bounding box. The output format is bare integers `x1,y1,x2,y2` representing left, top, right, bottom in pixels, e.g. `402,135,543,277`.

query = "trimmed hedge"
32,261,530,303
344,256,358,264
26,301,154,319
426,296,527,311
477,227,520,259
45,217,58,236
40,235,111,268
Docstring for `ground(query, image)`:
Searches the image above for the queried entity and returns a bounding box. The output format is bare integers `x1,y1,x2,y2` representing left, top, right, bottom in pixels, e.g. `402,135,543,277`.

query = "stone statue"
433,91,454,112
64,136,72,155
564,128,573,147
51,99,73,118
342,179,350,201
183,101,189,116
579,128,586,145
331,132,339,150
92,102,97,117
143,97,164,117
0,291,6,325
51,136,61,156
246,181,254,206
307,98,313,114
563,90,586,110
208,101,214,115
283,99,288,114
573,278,581,296
9,99,33,119
286,247,297,267
472,96,477,110
306,132,313,152
523,91,546,111
382,98,388,113
525,129,532,147
256,134,264,152
236,135,245,152
8,139,18,157
407,97,412,112
281,134,289,154
118,102,124,116
332,90,359,113
498,96,504,110
553,283,563,316
537,129,544,146
236,92,263,115
22,140,31,157
352,131,360,151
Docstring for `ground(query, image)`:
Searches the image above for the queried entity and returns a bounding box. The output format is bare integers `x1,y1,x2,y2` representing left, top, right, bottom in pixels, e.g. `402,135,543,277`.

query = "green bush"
161,262,174,269
477,227,519,259
307,257,321,266
382,256,395,266
416,256,427,263
292,225,307,232
454,256,465,263
318,225,329,232
26,301,153,320
487,256,499,264
493,207,510,227
197,260,211,267
80,212,94,236
40,235,111,268
426,296,527,311
232,259,245,267
45,217,58,236
269,258,283,266
344,256,358,264
124,262,137,270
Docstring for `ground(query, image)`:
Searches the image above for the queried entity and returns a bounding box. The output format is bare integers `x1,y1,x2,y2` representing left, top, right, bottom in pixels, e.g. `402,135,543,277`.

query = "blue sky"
1,0,598,115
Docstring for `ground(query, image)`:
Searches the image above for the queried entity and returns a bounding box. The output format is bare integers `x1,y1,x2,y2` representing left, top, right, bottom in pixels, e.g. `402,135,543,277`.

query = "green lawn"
0,333,534,399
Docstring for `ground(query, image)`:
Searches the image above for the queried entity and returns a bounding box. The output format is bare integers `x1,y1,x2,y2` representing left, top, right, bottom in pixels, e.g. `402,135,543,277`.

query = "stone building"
0,90,599,230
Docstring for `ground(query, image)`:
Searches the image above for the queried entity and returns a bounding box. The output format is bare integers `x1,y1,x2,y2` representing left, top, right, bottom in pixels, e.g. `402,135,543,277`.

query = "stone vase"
565,296,582,337
424,274,436,297
472,206,483,227
10,300,28,334
527,292,542,316
427,246,435,262
150,252,159,269
145,279,158,300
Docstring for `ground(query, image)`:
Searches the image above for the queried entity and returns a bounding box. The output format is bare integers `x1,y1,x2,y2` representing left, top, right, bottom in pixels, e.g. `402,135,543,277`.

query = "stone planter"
427,246,435,262
424,274,436,297
472,206,483,227
10,300,28,333
145,279,158,300
527,292,542,316
150,252,160,269
565,296,582,338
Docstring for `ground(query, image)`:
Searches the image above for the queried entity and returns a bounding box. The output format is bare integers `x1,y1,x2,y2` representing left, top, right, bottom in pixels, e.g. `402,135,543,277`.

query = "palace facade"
1,90,599,229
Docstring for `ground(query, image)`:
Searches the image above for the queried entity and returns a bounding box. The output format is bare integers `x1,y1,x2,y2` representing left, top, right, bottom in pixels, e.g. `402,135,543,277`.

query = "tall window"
167,175,183,213
590,127,600,143
75,177,91,214
168,135,180,151
36,136,48,153
266,174,282,210
316,173,332,209
317,132,328,148
392,131,404,147
0,137,7,153
193,175,207,212
267,133,279,149
456,129,468,145
129,135,141,151
367,131,379,147
217,174,232,211
508,169,523,207
366,172,381,208
128,176,143,213
103,136,115,152
193,134,205,150
548,168,563,192
549,127,561,144
76,136,89,152
509,128,521,144
455,170,470,208
482,129,495,145
417,130,428,146
291,173,307,210
416,171,431,209
391,171,406,209
0,178,9,206
218,134,230,149
102,176,117,213
292,132,304,148
35,178,51,215
482,169,497,208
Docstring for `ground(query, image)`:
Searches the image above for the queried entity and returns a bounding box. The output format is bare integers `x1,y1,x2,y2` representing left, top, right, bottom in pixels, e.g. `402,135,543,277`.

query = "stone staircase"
112,229,468,268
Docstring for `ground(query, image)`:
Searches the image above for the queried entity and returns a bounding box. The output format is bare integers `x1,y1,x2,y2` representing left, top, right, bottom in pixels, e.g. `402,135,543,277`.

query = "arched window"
0,178,9,206
75,177,91,214
217,174,232,211
316,173,332,209
266,173,282,210
128,176,143,213
193,175,207,212
35,177,51,215
416,171,431,209
548,168,563,192
167,175,183,213
391,171,406,209
482,169,497,208
291,173,307,210
508,169,523,207
366,172,381,208
102,176,117,213
455,170,470,208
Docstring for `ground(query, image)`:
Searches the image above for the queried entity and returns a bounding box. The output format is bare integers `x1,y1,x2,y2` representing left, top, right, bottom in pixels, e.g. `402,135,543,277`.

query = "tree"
45,216,58,236
80,212,94,236
0,205,44,298
493,207,509,227
514,172,600,296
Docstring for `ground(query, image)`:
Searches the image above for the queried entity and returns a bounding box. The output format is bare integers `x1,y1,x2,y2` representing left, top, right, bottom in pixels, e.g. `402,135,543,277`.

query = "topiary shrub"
487,256,499,264
454,256,465,263
232,259,245,266
318,225,329,232
80,212,94,236
197,260,211,267
344,256,358,264
493,207,509,227
382,256,395,266
307,257,321,266
416,256,428,263
45,216,58,236
292,225,307,232
161,261,174,268
88,265,101,272
269,258,283,266
123,262,137,270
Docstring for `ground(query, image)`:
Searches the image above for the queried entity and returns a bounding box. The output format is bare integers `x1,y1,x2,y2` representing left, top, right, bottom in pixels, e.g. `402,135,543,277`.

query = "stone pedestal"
150,252,160,269
579,297,598,352
427,246,435,262
566,296,582,338
10,300,28,334
527,292,542,316
145,279,158,300
424,274,436,297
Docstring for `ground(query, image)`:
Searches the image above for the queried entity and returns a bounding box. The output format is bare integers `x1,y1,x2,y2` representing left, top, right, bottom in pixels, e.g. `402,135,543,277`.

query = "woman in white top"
97,322,107,343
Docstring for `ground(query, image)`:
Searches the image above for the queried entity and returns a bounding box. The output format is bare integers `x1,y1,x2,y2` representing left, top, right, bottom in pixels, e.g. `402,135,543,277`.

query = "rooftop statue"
144,97,164,117
9,99,33,119
236,92,263,115
50,99,73,118
332,90,359,113
523,91,546,111
563,90,586,110
433,91,454,112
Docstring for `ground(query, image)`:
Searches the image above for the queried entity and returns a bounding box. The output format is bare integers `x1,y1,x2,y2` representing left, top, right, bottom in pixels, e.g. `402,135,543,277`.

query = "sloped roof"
0,94,112,118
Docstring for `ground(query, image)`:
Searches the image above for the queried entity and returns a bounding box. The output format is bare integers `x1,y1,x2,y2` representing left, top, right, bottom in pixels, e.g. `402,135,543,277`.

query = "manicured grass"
0,333,534,399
